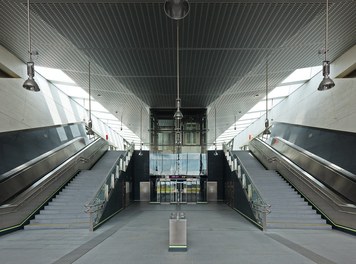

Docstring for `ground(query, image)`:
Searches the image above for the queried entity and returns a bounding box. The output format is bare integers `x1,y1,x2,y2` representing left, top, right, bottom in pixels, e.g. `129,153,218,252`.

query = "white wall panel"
0,45,126,150
233,45,356,149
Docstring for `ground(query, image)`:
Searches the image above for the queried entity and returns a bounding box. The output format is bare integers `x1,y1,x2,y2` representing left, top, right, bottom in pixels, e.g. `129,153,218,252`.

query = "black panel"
132,150,150,201
0,123,88,175
98,178,125,224
223,156,258,226
207,150,225,201
271,122,356,175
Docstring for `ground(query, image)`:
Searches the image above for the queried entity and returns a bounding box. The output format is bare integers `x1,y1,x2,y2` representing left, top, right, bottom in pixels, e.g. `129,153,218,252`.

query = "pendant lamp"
23,0,40,92
318,0,335,91
263,61,271,135
86,61,94,136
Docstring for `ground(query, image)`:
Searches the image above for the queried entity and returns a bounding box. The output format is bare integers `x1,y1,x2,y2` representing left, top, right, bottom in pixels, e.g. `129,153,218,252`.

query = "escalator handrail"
269,137,356,204
273,137,356,183
0,137,85,183
250,138,356,211
0,138,107,210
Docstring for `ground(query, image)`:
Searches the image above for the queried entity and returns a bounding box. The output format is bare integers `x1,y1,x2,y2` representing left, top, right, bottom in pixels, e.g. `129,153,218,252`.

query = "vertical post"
262,210,267,232
89,210,94,232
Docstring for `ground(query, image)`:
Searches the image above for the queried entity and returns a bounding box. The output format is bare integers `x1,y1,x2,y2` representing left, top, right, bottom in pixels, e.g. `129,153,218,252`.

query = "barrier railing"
85,143,134,231
223,144,271,231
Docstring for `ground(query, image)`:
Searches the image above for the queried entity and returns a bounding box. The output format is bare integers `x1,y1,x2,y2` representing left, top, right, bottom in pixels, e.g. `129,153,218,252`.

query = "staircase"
234,151,331,230
25,151,123,230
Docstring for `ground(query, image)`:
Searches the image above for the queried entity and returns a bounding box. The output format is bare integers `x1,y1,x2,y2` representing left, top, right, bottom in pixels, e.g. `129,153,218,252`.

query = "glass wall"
150,152,207,176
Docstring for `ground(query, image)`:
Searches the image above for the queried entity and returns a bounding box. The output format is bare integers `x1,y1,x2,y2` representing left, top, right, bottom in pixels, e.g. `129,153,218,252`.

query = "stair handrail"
223,143,271,230
85,143,135,231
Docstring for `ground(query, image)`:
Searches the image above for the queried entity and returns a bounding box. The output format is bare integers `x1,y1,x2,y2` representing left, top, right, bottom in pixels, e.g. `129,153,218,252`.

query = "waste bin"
169,211,187,251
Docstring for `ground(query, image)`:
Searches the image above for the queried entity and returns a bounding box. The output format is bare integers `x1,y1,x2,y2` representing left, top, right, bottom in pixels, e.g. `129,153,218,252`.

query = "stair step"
30,218,89,224
234,151,332,230
268,215,325,223
25,151,123,230
35,214,88,220
40,209,87,214
267,222,331,230
24,223,89,230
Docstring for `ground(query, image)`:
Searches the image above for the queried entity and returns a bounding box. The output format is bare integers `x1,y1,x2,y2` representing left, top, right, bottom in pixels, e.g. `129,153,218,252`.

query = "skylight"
216,66,322,145
55,84,89,99
35,66,140,145
282,66,321,85
35,66,75,84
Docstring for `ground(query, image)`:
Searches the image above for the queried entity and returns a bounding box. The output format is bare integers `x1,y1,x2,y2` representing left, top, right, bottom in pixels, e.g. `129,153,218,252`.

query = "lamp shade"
164,0,190,20
318,61,335,91
318,76,335,91
174,108,183,120
23,62,40,91
263,119,271,135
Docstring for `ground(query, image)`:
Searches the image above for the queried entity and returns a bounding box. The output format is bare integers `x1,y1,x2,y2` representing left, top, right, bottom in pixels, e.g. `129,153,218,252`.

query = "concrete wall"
233,45,356,149
0,45,125,149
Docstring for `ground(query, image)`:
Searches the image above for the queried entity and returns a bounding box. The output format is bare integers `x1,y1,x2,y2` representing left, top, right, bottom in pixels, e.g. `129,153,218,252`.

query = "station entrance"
151,177,207,204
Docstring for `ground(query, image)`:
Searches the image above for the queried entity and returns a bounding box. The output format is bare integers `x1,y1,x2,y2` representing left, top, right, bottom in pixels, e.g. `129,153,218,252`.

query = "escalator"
0,137,108,234
249,137,356,233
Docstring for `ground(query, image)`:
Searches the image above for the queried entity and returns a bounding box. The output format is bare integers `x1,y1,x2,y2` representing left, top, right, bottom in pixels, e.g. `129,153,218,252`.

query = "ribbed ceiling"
1,0,355,144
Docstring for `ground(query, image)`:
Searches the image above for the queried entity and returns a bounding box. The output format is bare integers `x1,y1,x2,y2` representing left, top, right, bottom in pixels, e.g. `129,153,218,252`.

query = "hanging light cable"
174,22,183,150
139,106,143,156
23,0,40,92
164,0,190,175
318,0,335,91
86,61,94,136
174,22,183,122
214,106,218,156
263,60,271,135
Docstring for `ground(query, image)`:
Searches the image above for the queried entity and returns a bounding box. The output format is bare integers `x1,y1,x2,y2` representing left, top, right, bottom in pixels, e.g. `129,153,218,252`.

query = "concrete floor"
0,202,355,264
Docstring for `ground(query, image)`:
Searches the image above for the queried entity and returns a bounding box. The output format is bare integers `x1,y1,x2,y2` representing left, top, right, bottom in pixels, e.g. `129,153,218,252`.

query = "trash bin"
169,211,187,251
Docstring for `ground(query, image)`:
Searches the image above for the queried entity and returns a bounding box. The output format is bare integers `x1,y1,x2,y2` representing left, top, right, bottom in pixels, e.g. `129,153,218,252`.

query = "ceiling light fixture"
318,0,335,91
86,61,94,136
263,60,271,136
165,0,190,175
23,0,40,92
164,0,190,20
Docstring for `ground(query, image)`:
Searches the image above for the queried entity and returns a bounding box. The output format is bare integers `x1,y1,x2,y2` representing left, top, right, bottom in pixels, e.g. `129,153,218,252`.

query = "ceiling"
1,0,355,145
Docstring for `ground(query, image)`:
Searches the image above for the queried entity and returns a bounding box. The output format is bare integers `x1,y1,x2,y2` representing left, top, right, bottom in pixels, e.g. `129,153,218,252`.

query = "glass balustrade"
85,143,134,231
223,144,271,230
